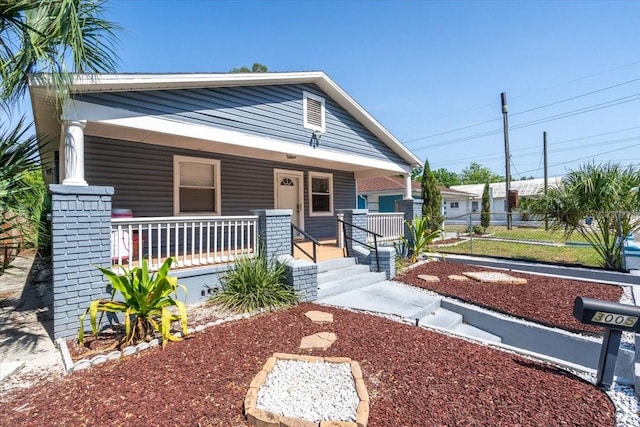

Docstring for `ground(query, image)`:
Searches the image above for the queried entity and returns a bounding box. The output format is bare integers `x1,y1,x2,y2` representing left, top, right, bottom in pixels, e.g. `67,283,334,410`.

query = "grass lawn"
444,225,591,244
436,239,602,267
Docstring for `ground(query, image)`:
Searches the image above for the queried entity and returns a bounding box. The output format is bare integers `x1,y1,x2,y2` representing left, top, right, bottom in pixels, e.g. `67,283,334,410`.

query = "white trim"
273,168,305,231
70,100,411,175
308,171,334,217
173,155,221,216
302,90,325,133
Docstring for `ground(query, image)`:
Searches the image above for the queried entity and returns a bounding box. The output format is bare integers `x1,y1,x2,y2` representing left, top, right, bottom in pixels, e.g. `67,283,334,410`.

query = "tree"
1,0,120,106
480,182,491,230
433,167,461,187
420,159,444,231
230,62,268,73
410,165,422,181
528,162,640,270
0,0,120,265
459,162,503,184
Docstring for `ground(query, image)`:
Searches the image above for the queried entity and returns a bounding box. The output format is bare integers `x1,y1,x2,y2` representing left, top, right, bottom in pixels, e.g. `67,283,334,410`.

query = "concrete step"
453,324,503,343
317,271,388,299
418,308,463,329
317,257,356,273
405,300,442,322
318,264,371,285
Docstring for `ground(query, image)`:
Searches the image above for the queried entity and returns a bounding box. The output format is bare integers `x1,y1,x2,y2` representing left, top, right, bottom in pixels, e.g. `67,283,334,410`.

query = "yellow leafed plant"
79,257,188,348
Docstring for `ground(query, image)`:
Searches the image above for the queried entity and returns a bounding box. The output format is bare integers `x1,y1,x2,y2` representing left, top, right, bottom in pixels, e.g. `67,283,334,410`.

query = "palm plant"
1,0,120,107
398,215,443,263
528,162,640,270
210,254,298,313
79,257,188,348
0,118,42,271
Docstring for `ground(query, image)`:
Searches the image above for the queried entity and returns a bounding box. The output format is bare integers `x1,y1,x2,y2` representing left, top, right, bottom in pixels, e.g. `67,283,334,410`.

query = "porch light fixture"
286,154,297,159
310,129,322,148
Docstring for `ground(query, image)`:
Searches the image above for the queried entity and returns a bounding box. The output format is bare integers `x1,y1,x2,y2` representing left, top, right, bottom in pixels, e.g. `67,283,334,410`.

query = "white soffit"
75,100,410,175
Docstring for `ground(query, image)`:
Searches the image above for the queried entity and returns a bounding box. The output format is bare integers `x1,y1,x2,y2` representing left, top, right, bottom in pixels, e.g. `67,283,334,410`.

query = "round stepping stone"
300,332,337,351
448,274,470,281
304,310,334,325
418,274,440,282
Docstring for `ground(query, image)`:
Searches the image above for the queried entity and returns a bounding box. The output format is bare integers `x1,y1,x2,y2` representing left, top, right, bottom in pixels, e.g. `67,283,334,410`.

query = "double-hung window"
309,172,333,216
173,155,221,215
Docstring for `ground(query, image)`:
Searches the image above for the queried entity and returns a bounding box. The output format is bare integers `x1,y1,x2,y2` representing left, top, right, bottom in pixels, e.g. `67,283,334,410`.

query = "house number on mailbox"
591,311,638,328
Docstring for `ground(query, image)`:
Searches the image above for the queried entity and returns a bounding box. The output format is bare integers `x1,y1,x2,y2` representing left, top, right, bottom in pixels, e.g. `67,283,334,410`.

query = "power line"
515,142,640,176
405,77,640,147
411,93,640,151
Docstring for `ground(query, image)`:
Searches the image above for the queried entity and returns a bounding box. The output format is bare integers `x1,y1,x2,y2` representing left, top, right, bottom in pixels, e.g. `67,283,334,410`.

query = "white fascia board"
72,100,410,174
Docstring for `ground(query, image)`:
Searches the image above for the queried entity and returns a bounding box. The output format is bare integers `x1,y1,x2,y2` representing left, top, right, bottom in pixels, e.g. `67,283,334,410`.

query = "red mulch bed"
397,261,624,334
0,303,614,426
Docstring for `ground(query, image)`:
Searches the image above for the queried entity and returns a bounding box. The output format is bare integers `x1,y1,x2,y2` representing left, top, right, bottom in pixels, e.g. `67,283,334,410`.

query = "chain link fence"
437,212,628,269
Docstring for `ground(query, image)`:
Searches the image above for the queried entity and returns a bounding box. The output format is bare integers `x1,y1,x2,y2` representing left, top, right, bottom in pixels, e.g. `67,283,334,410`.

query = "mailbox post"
573,297,640,389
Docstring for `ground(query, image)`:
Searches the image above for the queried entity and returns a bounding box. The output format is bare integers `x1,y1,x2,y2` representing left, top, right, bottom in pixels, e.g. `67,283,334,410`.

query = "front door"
274,169,304,235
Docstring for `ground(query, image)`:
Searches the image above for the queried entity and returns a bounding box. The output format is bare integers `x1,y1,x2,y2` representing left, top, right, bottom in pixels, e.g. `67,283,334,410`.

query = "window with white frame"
173,155,221,215
471,201,479,212
450,202,460,209
303,91,325,133
309,172,333,216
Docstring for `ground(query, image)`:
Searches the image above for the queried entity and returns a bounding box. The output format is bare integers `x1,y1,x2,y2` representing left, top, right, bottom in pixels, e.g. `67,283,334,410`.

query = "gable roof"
29,71,422,168
356,176,475,197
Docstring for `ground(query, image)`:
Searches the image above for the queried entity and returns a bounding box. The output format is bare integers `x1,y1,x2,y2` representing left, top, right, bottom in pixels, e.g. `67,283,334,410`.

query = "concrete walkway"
0,251,62,384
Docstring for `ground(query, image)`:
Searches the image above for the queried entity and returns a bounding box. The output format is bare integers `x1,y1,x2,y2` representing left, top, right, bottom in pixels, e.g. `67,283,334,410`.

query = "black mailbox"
573,296,640,389
573,297,640,332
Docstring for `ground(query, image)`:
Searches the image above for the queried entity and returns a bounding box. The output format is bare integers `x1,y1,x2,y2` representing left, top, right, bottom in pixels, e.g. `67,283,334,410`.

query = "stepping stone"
418,274,440,282
305,310,334,325
463,271,527,284
300,332,337,351
448,275,470,281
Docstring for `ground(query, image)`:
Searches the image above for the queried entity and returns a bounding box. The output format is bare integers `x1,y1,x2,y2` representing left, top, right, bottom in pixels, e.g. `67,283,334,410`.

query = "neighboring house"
356,176,474,213
29,71,423,338
446,177,563,220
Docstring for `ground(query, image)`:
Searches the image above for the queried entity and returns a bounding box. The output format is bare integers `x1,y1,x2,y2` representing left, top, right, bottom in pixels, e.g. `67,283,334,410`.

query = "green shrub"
210,254,298,313
79,257,188,348
466,225,484,235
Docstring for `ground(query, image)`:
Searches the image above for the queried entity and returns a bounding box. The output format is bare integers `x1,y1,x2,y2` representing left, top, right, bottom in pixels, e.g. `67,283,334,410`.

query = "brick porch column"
395,199,424,251
49,185,114,339
251,209,292,261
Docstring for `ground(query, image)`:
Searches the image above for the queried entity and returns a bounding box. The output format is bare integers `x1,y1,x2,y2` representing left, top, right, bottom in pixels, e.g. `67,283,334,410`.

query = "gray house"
29,72,422,338
31,72,420,238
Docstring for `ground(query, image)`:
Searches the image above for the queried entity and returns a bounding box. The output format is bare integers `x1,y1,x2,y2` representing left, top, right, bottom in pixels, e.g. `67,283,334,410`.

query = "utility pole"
543,131,548,231
501,92,512,230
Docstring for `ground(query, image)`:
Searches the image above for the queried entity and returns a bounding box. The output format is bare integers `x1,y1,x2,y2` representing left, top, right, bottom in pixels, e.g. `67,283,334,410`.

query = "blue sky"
101,0,640,179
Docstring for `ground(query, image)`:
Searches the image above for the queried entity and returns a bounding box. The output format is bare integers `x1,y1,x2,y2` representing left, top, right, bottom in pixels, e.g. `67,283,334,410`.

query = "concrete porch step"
317,271,388,299
317,257,356,273
318,264,372,285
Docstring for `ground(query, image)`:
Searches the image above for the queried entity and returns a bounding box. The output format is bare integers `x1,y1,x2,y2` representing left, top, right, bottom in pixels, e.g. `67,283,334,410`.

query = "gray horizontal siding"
77,83,407,167
85,136,355,239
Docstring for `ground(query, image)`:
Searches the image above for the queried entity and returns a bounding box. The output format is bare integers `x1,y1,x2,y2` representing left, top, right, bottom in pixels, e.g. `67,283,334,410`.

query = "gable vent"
303,90,325,133
306,98,323,127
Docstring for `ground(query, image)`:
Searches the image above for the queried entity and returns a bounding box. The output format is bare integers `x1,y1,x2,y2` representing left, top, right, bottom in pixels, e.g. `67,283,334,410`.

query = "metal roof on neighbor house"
356,176,475,197
450,177,563,198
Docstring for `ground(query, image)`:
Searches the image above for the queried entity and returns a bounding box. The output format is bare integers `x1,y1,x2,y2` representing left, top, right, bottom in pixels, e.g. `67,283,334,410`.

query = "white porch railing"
367,212,404,243
111,215,259,270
